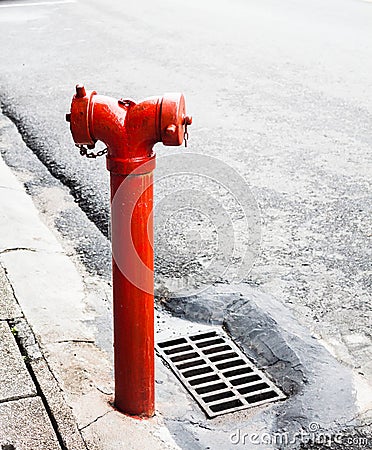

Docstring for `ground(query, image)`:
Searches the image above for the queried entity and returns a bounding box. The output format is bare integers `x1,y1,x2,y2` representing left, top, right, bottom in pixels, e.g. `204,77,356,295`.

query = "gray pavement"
0,265,62,449
0,397,60,450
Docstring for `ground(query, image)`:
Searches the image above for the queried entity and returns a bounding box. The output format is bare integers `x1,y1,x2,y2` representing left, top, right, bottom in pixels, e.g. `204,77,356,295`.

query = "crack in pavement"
78,411,111,432
0,248,37,254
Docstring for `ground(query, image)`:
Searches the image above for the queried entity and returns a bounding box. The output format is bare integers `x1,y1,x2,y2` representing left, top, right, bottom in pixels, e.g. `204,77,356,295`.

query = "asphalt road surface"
0,0,371,442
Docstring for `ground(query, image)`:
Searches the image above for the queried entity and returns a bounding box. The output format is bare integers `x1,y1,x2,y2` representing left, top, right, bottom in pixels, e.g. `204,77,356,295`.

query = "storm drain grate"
156,330,286,418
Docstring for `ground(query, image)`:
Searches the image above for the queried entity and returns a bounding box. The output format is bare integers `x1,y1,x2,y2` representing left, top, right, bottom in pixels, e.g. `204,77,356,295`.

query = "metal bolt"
75,84,86,98
166,124,177,134
184,115,192,126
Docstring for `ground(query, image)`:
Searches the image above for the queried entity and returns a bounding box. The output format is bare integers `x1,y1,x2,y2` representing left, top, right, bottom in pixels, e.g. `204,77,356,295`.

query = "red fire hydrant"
66,84,191,417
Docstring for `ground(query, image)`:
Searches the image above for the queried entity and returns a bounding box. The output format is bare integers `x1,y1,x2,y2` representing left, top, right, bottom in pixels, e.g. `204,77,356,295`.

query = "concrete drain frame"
156,329,285,418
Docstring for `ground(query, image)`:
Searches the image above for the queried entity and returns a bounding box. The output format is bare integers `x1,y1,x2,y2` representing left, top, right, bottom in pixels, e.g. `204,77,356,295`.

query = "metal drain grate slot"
195,382,227,395
202,345,232,355
231,375,262,386
216,359,245,370
223,367,253,377
246,390,279,404
189,331,218,341
158,338,187,348
210,352,238,362
183,367,214,378
189,374,219,386
203,391,235,403
156,330,286,418
164,345,193,355
176,359,206,370
237,381,269,392
209,399,243,413
196,338,225,348
170,352,199,362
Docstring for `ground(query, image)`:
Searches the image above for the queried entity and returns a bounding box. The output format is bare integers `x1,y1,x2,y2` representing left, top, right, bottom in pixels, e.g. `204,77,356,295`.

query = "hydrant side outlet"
69,87,97,146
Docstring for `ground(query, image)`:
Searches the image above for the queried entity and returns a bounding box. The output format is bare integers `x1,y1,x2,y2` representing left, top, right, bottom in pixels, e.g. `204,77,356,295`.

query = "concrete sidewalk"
0,154,179,450
0,152,93,450
0,155,86,448
0,264,73,449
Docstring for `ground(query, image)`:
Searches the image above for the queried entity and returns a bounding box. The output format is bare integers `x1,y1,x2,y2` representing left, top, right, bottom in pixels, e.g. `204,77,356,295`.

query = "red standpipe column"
110,170,155,417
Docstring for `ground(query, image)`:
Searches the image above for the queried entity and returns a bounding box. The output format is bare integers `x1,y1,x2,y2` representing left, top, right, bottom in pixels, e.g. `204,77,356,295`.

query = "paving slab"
0,157,61,254
0,396,61,450
0,265,21,320
1,250,95,345
30,357,88,450
0,321,36,403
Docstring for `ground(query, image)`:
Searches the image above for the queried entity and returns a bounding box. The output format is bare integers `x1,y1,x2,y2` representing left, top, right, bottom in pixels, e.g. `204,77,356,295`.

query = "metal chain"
77,144,108,159
77,121,188,154
184,123,189,148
